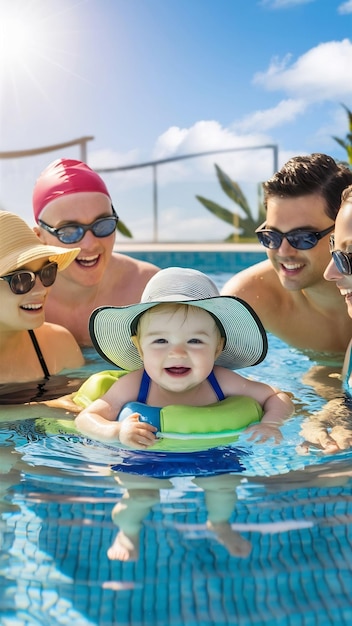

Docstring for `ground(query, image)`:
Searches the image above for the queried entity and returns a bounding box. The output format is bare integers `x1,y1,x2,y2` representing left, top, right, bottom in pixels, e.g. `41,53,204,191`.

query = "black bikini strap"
28,330,50,379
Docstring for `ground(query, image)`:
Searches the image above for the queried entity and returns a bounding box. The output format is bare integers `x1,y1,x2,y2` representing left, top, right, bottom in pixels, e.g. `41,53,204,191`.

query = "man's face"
264,193,334,291
35,191,116,288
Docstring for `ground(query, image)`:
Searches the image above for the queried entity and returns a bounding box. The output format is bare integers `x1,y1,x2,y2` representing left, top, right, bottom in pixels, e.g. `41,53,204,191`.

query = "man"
33,158,158,346
221,153,352,353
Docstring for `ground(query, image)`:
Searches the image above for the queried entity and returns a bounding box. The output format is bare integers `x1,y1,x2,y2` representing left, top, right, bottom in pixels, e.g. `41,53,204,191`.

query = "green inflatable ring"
71,370,263,452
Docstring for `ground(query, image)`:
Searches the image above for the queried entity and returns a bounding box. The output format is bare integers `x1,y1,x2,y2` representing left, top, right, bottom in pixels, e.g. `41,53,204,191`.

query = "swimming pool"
0,261,351,626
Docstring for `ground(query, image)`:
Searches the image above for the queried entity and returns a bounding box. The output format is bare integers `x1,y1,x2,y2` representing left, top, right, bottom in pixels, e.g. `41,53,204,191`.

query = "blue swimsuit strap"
137,369,225,403
343,347,352,396
137,370,151,403
207,370,225,401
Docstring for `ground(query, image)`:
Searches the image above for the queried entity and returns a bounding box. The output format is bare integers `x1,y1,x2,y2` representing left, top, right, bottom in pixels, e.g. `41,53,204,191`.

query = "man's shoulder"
221,260,276,296
103,253,158,304
111,251,158,273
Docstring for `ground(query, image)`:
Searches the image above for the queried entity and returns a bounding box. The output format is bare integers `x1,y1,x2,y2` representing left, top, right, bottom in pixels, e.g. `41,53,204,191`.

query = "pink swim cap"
33,158,111,222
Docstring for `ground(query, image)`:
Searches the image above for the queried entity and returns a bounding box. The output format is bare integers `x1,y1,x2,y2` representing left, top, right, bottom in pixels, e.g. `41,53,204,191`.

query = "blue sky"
0,0,352,241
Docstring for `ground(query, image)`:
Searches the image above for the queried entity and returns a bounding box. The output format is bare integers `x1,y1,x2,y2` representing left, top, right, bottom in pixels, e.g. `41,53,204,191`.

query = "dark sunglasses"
0,262,58,295
329,234,352,275
38,206,119,244
255,222,334,250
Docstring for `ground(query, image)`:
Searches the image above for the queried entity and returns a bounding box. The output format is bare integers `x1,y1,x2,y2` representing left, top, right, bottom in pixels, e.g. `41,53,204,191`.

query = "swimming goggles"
38,207,119,244
0,262,58,295
329,234,352,275
255,222,334,250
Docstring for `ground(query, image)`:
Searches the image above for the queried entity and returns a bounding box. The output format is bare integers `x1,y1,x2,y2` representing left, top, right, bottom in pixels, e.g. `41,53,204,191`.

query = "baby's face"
136,304,224,394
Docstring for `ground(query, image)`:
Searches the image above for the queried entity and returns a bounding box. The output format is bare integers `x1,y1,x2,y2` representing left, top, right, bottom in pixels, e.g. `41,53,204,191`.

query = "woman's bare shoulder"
36,323,84,368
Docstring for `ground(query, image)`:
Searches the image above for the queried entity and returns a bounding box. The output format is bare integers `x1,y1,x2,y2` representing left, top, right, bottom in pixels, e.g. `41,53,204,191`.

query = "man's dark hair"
263,153,352,220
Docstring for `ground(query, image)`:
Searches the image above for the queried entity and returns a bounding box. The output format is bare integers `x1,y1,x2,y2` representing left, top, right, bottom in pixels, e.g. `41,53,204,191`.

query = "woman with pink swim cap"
33,159,158,346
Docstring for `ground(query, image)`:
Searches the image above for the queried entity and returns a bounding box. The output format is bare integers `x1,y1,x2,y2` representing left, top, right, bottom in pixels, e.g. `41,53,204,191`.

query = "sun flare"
0,5,46,75
0,1,77,84
0,0,82,121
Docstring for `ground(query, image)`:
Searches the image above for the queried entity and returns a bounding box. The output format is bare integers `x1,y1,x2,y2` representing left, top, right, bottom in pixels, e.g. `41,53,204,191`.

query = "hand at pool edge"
297,423,352,455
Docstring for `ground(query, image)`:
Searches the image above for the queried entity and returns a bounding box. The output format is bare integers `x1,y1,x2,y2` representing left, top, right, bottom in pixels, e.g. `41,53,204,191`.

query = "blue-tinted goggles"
38,207,118,244
329,234,352,275
256,222,334,250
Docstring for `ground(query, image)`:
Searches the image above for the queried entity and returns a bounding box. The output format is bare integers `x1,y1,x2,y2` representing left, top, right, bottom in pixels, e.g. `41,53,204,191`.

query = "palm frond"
196,195,240,227
117,219,133,238
215,164,252,218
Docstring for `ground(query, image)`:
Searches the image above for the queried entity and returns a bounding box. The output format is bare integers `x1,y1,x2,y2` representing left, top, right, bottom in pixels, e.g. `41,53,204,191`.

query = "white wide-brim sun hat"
0,210,80,276
89,267,268,371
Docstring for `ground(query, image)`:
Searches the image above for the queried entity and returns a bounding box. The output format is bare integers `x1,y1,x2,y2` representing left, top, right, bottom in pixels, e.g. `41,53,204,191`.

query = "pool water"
0,271,351,626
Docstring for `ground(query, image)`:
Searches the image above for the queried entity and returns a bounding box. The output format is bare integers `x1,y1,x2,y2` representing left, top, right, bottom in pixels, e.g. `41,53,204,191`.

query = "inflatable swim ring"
73,370,263,452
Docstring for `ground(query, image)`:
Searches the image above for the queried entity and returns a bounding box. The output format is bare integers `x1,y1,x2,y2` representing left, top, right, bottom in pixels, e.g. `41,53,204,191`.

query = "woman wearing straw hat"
0,211,84,391
75,267,294,448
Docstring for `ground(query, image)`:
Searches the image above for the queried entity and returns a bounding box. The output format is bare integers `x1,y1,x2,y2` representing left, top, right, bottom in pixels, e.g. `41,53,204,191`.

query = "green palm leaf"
332,104,352,165
215,164,252,218
196,195,240,227
117,219,133,238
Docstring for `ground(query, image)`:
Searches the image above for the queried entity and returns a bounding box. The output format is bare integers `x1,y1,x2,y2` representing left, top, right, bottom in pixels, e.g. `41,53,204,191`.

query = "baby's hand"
245,422,283,444
119,413,158,449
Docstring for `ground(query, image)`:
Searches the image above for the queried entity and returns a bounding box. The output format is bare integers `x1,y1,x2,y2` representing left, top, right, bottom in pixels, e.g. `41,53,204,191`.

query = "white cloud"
338,0,352,13
152,120,275,182
260,0,315,8
254,39,352,101
153,121,239,159
233,99,307,132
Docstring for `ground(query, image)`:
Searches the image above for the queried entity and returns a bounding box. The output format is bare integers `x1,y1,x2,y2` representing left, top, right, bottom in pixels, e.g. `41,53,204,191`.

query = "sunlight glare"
1,10,35,71
0,2,59,79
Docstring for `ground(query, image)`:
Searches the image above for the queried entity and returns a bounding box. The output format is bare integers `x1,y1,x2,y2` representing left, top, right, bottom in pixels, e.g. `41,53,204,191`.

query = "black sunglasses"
38,206,119,244
255,222,334,250
0,262,58,295
329,234,352,275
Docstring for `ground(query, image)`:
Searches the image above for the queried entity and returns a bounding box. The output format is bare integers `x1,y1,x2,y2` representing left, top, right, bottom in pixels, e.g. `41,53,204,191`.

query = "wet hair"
263,153,352,220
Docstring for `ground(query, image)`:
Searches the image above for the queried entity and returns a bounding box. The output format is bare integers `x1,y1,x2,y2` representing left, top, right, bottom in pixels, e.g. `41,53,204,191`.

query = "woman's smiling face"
0,258,51,331
324,197,352,318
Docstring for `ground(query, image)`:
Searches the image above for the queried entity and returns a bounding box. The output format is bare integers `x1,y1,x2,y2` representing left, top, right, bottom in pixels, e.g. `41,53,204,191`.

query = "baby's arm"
245,386,294,443
217,367,294,443
74,371,157,448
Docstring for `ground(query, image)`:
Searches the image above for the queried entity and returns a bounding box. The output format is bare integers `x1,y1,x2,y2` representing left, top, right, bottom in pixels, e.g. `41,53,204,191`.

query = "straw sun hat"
90,267,268,371
0,210,80,276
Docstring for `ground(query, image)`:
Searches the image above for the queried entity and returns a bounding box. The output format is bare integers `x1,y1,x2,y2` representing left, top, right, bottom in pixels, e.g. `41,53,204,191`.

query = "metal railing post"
96,144,279,241
153,164,158,242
